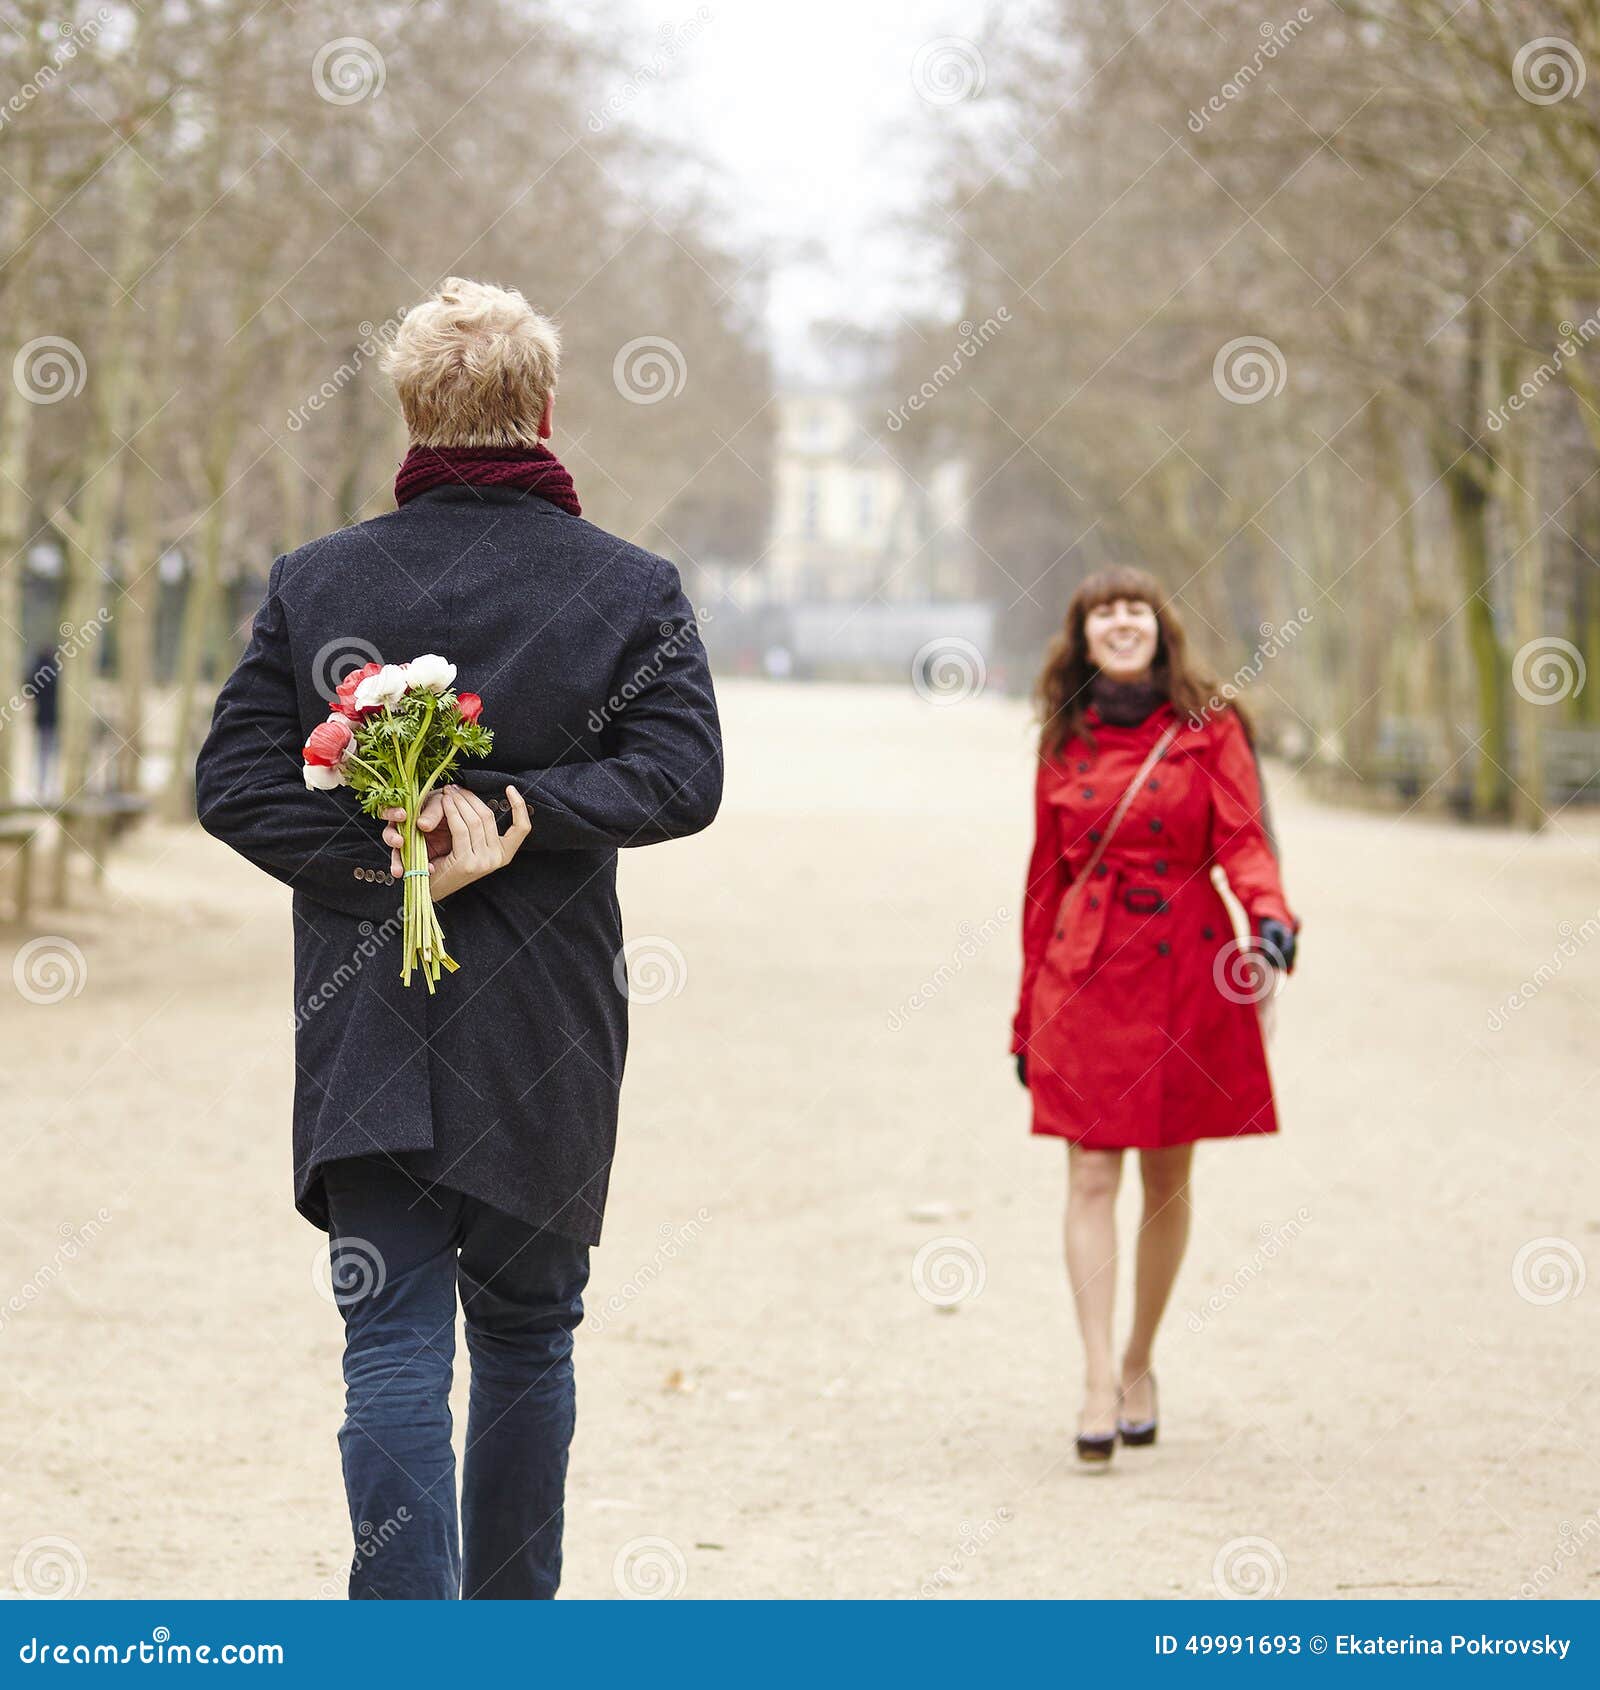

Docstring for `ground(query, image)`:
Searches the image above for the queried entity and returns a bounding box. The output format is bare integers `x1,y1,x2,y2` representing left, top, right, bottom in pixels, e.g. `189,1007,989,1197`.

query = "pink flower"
303,715,354,768
456,692,483,724
333,662,382,718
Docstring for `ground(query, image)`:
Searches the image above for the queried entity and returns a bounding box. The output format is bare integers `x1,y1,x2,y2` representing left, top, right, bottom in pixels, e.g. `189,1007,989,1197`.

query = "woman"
1011,567,1297,1464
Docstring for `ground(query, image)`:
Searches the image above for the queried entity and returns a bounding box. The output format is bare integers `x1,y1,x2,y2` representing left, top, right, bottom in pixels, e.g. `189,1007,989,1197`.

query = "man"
194,277,723,1598
25,645,60,798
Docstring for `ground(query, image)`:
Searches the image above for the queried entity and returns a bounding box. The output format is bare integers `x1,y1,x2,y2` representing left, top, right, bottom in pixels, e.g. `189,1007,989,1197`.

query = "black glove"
1257,918,1296,973
1015,1052,1028,1088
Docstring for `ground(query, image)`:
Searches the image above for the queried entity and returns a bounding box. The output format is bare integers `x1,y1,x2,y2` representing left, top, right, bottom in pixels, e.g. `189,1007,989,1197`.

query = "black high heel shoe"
1075,1427,1117,1464
1076,1388,1118,1464
1116,1373,1159,1446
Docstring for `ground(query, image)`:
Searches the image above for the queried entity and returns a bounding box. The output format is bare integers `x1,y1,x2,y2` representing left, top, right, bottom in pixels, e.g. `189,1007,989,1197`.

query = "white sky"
570,0,994,375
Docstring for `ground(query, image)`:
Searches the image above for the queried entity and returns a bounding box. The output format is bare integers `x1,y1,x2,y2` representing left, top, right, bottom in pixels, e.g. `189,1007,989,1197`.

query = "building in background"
702,387,996,681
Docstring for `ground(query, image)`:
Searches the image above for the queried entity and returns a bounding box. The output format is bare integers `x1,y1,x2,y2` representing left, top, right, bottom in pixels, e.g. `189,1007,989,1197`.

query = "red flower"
456,692,483,724
332,661,382,718
303,715,355,768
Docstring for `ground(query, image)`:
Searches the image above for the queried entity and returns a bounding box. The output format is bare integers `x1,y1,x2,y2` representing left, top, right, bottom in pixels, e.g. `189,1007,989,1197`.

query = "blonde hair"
382,276,560,448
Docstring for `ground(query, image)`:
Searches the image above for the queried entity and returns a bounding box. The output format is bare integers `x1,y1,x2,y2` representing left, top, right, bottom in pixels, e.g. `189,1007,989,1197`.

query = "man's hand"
381,786,531,898
382,789,453,879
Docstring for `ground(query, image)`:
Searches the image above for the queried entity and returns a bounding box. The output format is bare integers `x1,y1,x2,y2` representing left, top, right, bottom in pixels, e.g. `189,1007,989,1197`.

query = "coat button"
1157,940,1171,956
1203,925,1215,940
1088,828,1102,843
1082,787,1094,800
1154,859,1167,875
1088,896,1100,910
1094,863,1108,879
1055,928,1063,939
1149,818,1163,832
352,867,362,879
1078,760,1090,773
1147,778,1160,791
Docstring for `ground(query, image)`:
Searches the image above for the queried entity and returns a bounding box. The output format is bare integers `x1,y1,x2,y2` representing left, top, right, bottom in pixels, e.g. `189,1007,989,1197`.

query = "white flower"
406,653,457,694
303,762,347,790
353,663,411,709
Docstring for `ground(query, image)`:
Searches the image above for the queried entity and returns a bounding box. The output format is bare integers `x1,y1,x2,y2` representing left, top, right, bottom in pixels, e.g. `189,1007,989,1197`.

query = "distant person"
1011,567,1297,1464
195,278,723,1596
25,646,60,799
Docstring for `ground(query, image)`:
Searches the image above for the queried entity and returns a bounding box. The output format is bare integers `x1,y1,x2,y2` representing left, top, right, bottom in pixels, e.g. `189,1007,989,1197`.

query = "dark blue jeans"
321,1154,590,1600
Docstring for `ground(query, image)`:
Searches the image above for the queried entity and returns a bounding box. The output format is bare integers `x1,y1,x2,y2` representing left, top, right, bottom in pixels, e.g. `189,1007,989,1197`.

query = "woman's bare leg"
1120,1142,1195,1420
1065,1145,1124,1435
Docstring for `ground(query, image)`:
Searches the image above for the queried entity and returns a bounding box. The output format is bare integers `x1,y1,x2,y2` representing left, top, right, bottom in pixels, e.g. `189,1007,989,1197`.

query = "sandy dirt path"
2,679,1597,1600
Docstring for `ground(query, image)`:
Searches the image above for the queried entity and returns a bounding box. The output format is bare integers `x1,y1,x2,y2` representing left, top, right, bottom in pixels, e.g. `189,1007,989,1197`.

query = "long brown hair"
1034,565,1244,760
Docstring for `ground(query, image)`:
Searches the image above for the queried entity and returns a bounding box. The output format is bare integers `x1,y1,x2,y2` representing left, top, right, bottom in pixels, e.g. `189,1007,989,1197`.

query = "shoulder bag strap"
1054,721,1180,927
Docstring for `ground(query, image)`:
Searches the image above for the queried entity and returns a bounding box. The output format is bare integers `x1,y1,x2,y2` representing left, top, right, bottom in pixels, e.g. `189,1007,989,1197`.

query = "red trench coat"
1012,702,1296,1149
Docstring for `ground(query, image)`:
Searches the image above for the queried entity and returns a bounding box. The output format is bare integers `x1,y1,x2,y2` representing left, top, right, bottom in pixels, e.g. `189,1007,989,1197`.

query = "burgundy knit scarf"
1088,672,1168,727
394,443,582,515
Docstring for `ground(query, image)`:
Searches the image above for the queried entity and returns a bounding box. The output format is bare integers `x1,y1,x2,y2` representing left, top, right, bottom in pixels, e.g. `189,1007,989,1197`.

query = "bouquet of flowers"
301,654,492,992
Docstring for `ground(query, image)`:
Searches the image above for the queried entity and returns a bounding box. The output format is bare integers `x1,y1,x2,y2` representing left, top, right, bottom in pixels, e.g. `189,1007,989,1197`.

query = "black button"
1154,860,1167,875
1082,788,1094,800
1055,928,1063,939
1203,925,1215,940
1088,896,1100,910
1157,941,1171,956
1088,828,1101,843
1149,818,1163,833
1147,778,1160,791
1094,863,1108,879
1078,761,1090,773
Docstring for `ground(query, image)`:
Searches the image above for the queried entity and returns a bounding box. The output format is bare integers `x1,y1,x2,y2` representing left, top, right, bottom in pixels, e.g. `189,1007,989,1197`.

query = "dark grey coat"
194,486,723,1244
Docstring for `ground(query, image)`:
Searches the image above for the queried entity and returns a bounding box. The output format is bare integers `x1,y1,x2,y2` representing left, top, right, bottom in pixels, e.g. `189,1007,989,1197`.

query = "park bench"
1370,717,1450,803
48,792,152,887
1542,728,1600,804
0,809,42,923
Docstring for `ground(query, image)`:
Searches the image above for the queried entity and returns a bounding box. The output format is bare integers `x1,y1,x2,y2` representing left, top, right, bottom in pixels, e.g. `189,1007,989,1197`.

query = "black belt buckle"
1122,886,1168,915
